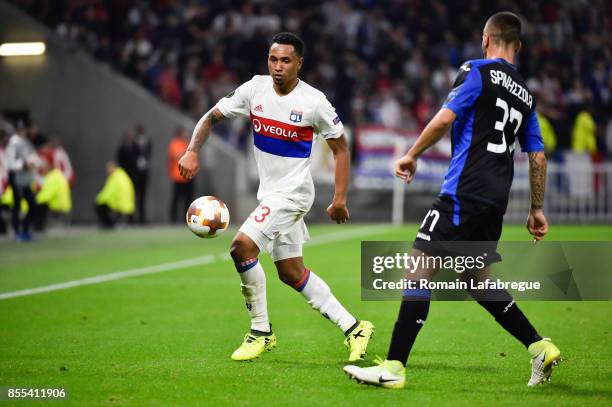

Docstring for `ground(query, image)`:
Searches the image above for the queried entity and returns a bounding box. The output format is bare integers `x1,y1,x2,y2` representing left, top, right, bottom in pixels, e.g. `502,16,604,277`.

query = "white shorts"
239,195,310,262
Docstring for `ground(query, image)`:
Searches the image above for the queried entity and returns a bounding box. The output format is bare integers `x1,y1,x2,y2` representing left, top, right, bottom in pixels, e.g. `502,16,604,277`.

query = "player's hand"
178,151,199,180
526,208,548,241
327,201,349,224
395,154,417,183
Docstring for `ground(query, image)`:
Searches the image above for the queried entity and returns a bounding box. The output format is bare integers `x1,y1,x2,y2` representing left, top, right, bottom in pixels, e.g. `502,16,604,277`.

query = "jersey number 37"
487,97,523,154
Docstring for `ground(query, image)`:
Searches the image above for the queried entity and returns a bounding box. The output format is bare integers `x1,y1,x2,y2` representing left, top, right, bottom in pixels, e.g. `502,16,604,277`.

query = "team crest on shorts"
289,109,303,123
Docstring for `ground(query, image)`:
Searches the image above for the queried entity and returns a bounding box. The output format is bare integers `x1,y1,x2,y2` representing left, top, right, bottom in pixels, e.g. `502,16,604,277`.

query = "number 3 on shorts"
420,209,440,232
251,205,271,223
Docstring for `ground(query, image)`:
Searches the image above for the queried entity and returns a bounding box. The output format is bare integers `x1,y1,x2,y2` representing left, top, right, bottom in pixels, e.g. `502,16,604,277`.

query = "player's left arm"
522,109,548,240
326,135,350,224
315,96,350,224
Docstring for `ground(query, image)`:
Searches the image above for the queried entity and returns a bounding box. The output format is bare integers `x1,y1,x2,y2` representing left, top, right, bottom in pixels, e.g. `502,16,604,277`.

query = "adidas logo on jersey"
254,104,264,112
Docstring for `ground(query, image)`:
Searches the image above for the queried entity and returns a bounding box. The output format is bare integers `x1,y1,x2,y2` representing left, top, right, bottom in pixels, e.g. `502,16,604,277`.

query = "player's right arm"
395,108,455,183
178,77,254,180
396,62,482,183
178,108,225,180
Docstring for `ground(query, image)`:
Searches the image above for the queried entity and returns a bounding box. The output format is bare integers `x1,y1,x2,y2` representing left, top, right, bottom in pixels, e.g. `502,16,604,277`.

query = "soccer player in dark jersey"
344,12,561,389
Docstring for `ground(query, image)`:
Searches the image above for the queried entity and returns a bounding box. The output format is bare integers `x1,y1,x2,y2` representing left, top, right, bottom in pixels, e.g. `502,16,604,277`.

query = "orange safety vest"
168,137,190,183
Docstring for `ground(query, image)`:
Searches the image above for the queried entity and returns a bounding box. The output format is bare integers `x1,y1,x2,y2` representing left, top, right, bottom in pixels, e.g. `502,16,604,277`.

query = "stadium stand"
10,0,610,153
4,0,611,223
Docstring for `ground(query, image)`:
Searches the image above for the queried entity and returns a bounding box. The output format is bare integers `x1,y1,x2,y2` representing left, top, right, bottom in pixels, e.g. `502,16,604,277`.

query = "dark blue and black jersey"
440,58,544,220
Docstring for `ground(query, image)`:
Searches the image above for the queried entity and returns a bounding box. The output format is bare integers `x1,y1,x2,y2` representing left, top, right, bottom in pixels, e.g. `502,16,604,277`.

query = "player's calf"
283,265,374,360
231,232,272,352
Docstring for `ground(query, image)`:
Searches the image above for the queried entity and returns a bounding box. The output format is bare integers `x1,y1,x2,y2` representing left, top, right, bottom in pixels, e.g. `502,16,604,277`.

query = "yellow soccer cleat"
344,320,375,362
344,357,406,389
231,333,277,361
527,338,562,386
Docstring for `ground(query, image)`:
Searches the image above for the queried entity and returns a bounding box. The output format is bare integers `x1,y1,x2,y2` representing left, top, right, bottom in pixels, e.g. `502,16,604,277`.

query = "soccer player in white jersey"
178,32,374,362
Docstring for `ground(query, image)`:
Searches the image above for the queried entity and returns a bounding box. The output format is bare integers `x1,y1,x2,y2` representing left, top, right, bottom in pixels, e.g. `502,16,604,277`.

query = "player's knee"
230,237,257,263
278,273,294,286
277,267,301,286
275,262,305,287
229,241,246,263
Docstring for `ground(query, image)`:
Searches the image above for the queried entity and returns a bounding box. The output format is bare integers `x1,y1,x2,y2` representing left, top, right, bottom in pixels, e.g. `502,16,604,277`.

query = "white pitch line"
0,225,392,301
0,255,217,301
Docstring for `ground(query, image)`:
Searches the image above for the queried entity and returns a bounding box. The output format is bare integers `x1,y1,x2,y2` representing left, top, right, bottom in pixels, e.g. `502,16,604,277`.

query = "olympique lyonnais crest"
289,109,303,123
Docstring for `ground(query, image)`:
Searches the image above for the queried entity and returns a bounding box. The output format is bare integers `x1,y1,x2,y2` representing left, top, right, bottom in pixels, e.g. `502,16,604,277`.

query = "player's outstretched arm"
178,107,226,180
526,151,548,241
325,135,350,224
395,108,455,183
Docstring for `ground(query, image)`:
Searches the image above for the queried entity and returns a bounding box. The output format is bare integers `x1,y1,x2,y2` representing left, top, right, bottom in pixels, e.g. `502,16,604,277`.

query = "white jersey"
216,75,343,210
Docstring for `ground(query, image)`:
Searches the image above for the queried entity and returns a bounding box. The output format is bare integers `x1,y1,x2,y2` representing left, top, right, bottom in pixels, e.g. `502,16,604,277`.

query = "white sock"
295,269,357,333
236,258,270,333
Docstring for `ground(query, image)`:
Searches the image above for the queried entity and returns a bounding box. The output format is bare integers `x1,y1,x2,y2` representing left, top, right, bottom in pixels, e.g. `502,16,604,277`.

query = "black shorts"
412,195,503,265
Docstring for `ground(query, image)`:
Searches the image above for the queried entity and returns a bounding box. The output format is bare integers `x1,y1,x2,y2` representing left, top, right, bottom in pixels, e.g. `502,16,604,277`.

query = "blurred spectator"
38,138,76,186
167,127,194,223
117,129,138,181
0,131,8,235
116,125,151,224
572,106,597,154
33,165,72,232
0,114,15,135
95,162,134,229
378,90,402,129
158,63,182,107
606,117,612,158
5,122,37,241
27,122,48,148
537,112,557,154
431,57,456,100
134,124,152,224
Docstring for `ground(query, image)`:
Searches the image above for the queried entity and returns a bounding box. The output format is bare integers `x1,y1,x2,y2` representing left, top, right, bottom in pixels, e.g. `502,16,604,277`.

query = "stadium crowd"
12,0,611,155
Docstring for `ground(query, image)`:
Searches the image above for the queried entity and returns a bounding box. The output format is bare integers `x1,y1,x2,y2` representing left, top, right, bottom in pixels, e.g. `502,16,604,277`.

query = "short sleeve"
519,109,545,152
215,78,253,118
442,63,483,121
314,96,344,139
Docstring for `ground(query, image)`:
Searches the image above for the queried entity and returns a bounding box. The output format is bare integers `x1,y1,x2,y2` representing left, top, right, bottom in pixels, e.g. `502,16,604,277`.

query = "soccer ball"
186,196,230,238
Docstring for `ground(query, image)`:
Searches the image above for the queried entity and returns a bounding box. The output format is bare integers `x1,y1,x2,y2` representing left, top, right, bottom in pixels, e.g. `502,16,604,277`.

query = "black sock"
251,324,272,336
473,291,541,347
344,319,360,337
387,298,430,365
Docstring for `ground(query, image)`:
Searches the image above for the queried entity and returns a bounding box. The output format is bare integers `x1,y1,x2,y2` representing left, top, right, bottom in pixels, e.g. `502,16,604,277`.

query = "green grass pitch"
0,224,610,406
